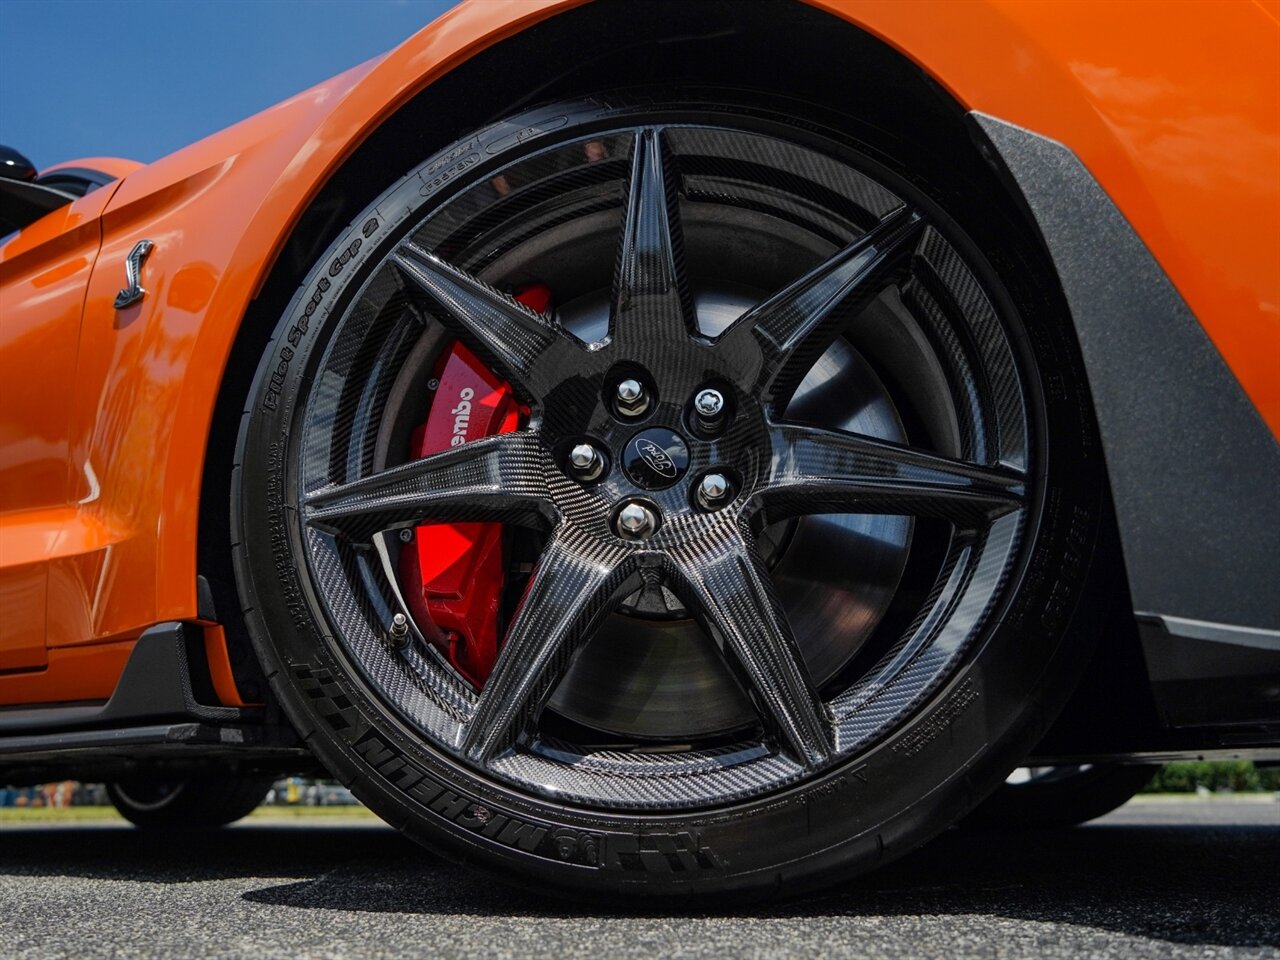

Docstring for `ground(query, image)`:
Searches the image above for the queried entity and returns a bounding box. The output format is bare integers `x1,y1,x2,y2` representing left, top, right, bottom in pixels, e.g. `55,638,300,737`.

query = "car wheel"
964,764,1159,829
107,774,272,829
233,94,1102,899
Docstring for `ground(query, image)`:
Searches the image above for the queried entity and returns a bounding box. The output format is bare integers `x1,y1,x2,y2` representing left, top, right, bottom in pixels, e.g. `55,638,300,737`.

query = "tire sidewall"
233,96,1101,898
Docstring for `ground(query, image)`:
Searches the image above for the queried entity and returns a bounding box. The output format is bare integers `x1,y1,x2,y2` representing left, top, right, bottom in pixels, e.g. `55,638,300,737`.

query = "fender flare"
66,0,1277,655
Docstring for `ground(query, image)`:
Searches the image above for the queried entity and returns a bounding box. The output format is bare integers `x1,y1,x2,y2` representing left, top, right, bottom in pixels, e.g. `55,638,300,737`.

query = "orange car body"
2,0,1277,706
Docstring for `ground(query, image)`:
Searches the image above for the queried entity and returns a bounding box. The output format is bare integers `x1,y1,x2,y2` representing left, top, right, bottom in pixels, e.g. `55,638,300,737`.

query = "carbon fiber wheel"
235,95,1100,898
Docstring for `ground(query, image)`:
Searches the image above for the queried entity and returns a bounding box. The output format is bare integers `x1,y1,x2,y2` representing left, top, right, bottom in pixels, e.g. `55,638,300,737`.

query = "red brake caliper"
397,284,548,688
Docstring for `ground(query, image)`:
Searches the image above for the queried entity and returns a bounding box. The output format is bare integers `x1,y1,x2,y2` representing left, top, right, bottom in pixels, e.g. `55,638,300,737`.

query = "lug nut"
697,472,733,510
568,442,606,482
615,378,650,417
617,379,643,403
695,388,724,417
692,387,728,435
615,501,659,540
389,612,410,644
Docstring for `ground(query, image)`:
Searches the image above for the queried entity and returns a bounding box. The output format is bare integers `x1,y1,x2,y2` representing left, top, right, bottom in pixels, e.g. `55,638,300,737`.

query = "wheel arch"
195,0,1147,700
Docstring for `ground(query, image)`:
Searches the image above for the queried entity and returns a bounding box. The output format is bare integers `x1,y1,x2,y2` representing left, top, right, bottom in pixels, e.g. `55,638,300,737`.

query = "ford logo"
636,438,677,478
622,428,690,490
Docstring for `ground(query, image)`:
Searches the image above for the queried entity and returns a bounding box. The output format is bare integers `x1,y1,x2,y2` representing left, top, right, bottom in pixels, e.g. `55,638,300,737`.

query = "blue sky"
1,0,457,169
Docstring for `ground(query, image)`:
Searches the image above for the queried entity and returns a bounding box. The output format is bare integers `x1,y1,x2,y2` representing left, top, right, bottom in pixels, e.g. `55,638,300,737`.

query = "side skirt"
0,623,311,784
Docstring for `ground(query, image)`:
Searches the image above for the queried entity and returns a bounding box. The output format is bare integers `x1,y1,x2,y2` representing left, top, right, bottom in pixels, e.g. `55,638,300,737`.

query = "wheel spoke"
757,423,1025,525
665,520,834,767
725,206,924,409
609,128,696,346
392,241,558,390
304,432,552,539
460,530,636,762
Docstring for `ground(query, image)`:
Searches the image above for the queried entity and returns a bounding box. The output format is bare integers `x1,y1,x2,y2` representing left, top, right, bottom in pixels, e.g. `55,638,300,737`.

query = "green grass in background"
1142,761,1280,793
0,804,380,823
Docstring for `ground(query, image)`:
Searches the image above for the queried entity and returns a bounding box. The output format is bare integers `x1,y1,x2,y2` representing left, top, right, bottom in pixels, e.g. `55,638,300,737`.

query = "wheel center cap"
622,428,690,490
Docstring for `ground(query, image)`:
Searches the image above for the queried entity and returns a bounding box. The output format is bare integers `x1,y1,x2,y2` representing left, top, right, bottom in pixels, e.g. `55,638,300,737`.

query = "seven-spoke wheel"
235,95,1098,897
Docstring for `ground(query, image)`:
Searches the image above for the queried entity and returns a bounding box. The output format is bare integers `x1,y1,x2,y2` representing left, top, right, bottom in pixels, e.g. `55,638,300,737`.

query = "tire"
107,774,272,829
232,92,1103,899
964,764,1159,829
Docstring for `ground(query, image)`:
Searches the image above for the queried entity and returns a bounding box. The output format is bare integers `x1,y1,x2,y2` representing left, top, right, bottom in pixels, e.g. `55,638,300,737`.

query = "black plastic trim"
1,722,246,756
1146,614,1280,652
0,177,75,234
0,622,250,736
35,166,115,197
971,113,1280,633
1137,615,1280,728
0,721,314,786
1028,746,1280,765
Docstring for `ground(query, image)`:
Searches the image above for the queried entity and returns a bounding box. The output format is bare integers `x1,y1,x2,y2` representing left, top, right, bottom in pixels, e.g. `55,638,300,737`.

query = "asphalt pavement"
1,798,1277,959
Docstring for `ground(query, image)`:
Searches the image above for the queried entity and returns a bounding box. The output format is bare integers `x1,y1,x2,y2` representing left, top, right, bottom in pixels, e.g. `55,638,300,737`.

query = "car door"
0,184,116,672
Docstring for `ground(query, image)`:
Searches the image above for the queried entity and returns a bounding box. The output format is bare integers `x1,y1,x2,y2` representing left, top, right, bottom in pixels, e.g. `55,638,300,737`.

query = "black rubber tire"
107,775,272,829
231,93,1104,901
963,765,1159,830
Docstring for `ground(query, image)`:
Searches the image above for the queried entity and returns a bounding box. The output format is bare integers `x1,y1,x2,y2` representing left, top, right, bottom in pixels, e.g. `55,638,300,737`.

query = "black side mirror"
0,145,38,182
1,144,77,235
